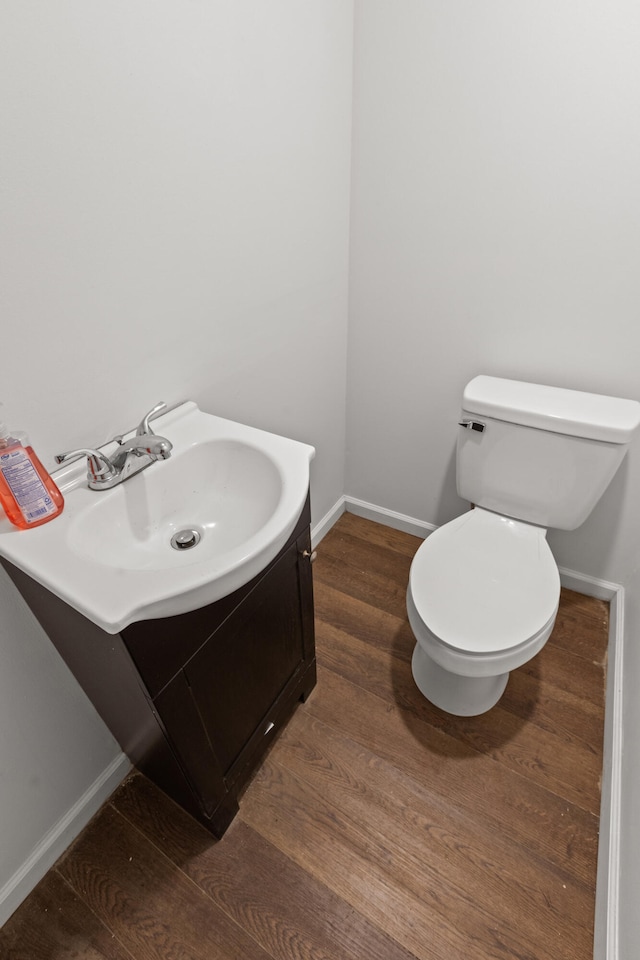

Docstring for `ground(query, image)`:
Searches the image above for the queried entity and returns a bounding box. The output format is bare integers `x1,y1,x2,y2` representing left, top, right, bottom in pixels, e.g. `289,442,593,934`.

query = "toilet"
407,375,640,717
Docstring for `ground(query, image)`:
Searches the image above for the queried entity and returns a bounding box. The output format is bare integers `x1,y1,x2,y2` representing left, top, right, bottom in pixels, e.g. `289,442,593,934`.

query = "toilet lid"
409,508,560,654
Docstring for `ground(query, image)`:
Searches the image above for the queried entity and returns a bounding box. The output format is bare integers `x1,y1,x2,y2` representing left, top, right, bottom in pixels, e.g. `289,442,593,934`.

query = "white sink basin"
0,402,315,633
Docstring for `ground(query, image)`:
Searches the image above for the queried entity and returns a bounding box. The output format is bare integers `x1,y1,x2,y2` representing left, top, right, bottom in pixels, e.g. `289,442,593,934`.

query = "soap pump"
0,406,64,529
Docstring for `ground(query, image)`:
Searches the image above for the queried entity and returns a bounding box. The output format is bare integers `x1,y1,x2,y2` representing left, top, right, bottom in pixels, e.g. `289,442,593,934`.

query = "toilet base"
411,644,509,717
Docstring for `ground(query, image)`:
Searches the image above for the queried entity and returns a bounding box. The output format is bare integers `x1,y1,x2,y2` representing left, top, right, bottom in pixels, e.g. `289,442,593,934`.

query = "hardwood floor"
0,512,608,960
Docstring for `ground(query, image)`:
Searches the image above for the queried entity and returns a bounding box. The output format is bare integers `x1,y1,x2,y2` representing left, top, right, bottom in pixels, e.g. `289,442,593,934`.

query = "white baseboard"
0,752,131,927
344,496,437,539
558,565,621,602
311,495,437,546
593,585,624,960
315,496,623,958
311,496,347,547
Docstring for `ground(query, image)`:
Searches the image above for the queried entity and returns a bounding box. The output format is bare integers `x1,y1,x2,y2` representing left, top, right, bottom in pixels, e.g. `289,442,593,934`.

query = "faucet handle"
54,448,117,484
136,401,167,437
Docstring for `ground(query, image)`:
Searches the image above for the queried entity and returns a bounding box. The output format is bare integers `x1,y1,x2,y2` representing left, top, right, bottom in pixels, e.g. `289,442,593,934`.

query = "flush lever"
458,419,486,433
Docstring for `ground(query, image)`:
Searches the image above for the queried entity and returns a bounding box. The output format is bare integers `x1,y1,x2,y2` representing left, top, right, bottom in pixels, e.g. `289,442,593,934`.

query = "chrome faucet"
55,402,173,490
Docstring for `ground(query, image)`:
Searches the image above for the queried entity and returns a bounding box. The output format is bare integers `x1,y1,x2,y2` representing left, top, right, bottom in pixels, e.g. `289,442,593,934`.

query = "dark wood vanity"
1,495,316,837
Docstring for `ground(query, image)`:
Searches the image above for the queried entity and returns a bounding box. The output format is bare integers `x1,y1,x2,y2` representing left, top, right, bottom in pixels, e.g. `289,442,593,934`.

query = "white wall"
348,2,640,954
0,0,353,920
3,0,640,946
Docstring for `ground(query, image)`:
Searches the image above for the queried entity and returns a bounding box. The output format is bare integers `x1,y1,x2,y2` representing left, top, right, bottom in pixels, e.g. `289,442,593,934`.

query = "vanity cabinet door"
182,531,313,780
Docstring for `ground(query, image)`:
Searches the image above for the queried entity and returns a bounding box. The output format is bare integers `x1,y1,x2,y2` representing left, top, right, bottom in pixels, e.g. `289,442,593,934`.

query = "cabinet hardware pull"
264,721,275,735
302,549,317,562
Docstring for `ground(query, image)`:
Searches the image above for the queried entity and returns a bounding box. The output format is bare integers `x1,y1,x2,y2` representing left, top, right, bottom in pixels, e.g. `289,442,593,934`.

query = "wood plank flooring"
0,512,609,960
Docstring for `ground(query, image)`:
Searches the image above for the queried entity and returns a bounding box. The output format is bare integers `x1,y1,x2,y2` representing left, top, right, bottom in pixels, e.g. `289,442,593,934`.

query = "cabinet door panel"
183,541,306,776
122,494,312,698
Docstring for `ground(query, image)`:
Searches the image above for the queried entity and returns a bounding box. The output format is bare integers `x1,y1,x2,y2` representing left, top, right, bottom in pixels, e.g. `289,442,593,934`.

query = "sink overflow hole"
171,529,201,550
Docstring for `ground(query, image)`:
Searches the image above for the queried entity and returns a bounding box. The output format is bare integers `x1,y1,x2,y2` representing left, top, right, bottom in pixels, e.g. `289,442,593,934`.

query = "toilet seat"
409,508,560,656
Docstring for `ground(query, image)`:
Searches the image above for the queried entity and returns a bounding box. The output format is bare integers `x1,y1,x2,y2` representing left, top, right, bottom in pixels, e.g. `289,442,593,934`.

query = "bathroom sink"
66,438,284,570
0,402,315,633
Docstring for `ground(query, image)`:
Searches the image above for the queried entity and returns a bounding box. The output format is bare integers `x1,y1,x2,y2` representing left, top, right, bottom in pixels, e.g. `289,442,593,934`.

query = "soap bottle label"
0,447,59,523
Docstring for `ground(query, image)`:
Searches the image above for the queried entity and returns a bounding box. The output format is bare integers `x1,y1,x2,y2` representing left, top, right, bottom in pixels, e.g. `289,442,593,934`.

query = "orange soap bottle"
0,408,64,529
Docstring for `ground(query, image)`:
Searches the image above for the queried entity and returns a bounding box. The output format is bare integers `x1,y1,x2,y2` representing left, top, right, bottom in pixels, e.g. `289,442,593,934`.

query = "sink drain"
171,528,201,551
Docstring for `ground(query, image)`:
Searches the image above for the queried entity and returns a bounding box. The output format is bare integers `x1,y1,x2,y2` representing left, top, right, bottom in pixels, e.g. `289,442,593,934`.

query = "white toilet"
407,375,640,717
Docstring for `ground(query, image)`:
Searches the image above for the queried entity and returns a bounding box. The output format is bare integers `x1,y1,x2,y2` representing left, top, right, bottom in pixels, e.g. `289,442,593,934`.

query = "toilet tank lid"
463,376,640,443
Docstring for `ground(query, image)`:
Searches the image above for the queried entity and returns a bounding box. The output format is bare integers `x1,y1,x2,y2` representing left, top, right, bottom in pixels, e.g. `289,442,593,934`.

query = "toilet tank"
457,376,640,530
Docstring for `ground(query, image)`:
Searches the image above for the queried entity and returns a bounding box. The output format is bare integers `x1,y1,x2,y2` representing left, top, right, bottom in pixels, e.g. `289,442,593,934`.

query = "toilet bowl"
407,507,560,716
406,375,640,716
